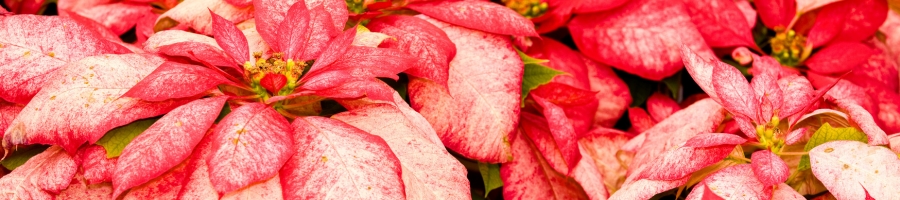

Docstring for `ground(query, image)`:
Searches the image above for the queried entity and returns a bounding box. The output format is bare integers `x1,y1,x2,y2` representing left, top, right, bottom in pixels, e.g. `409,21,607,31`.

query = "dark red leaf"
77,145,116,185
407,0,538,36
755,0,796,29
259,73,287,94
628,107,655,133
828,0,888,43
124,62,232,101
500,130,589,199
646,93,680,122
683,133,747,148
806,42,874,74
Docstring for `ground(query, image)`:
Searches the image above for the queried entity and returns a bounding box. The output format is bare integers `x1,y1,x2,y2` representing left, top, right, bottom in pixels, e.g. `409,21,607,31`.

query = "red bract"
367,15,456,89
406,0,538,36
0,146,77,199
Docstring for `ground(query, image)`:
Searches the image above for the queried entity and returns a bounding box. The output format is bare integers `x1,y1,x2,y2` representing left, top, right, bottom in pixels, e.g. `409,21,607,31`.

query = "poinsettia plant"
2,0,900,199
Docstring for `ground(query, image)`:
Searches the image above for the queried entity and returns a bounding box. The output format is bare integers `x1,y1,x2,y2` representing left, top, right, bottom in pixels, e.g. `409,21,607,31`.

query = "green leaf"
96,117,159,158
661,71,682,99
519,49,566,105
215,103,232,124
797,123,868,170
478,162,503,197
1,145,49,171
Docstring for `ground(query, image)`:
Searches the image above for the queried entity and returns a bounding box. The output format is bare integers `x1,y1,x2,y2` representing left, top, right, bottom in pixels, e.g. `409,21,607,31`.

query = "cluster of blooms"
0,0,899,199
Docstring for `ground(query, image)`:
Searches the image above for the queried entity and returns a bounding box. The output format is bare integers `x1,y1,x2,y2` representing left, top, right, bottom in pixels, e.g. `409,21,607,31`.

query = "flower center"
756,115,787,152
769,28,811,67
243,52,309,99
504,0,548,19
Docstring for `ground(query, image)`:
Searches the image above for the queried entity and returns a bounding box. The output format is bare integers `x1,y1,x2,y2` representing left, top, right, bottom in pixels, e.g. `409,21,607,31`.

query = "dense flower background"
1,0,900,199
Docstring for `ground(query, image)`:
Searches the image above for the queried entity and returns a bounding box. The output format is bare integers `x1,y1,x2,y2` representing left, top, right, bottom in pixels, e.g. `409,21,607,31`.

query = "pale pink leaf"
113,96,227,198
684,0,758,49
0,15,129,104
712,59,758,120
750,150,790,186
500,130,589,200
806,42,874,74
701,164,771,200
609,166,688,200
629,99,726,173
638,144,736,181
157,0,253,35
772,183,806,199
407,16,521,163
833,99,890,145
336,92,445,148
809,141,900,199
569,0,713,81
58,10,124,41
683,133,747,148
578,127,632,193
583,56,631,128
367,15,456,89
177,135,219,200
646,93,680,122
571,146,609,200
281,116,405,199
124,62,232,101
0,146,77,199
786,127,811,145
57,180,113,199
777,75,816,118
122,158,191,200
220,175,283,200
73,2,150,35
3,54,187,154
682,46,725,102
333,104,469,199
406,0,538,36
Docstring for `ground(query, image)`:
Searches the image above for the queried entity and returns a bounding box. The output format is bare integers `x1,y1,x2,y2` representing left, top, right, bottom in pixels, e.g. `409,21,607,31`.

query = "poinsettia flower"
57,0,176,36
506,0,630,33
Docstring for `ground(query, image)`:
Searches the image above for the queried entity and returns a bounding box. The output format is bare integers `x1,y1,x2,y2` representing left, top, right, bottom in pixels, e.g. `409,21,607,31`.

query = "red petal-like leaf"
629,99,726,173
786,127,811,145
259,73,287,94
253,0,346,53
683,133,747,148
333,104,470,199
806,42,874,74
143,30,234,67
734,0,757,26
210,10,250,65
584,57,631,128
520,113,576,175
532,95,582,174
809,141,900,199
684,0,758,49
157,0,253,35
0,15,129,104
806,4,846,47
282,116,405,199
78,145,116,184
500,130,589,200
3,54,186,153
0,103,22,140
795,0,842,14
572,0,630,13
406,0,538,36
368,15,456,89
0,146,76,199
569,0,713,81
646,93,680,122
628,107,655,133
124,62,231,101
528,38,591,89
755,0,796,29
828,0,888,43
750,150,789,186
122,158,191,200
208,103,293,194
530,83,598,134
408,16,522,163
113,96,226,198
58,10,124,42
713,60,758,120
701,164,772,200
275,1,309,59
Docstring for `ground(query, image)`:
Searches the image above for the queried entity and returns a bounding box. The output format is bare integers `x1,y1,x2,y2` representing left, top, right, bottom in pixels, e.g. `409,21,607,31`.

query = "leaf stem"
778,151,808,156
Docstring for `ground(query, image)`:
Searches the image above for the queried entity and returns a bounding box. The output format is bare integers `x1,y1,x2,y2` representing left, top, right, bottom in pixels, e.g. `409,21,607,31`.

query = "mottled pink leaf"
712,59,758,120
3,54,186,154
72,2,150,35
683,133,747,148
113,96,226,198
58,10,122,42
220,175,283,200
177,135,219,200
208,103,292,194
806,42,874,74
583,56,631,128
78,145,116,184
638,143,736,181
122,158,191,200
253,0,346,55
143,30,234,67
500,130,589,200
571,148,609,200
210,11,249,65
56,178,113,199
786,127,811,145
532,95,582,174
833,99,890,145
628,107,655,133
0,146,76,199
408,16,522,163
755,0,796,29
796,0,843,14
156,0,253,35
751,71,783,120
684,0,758,49
750,150,789,186
569,0,713,81
702,164,771,200
609,166,689,200
281,116,405,199
0,102,22,140
777,75,816,118
530,82,598,134
406,0,537,36
809,141,900,199
646,93,680,122
629,99,726,173
578,127,632,193
368,15,456,89
333,104,470,199
0,15,129,104
828,0,888,43
682,46,725,102
124,62,231,101
520,113,576,175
